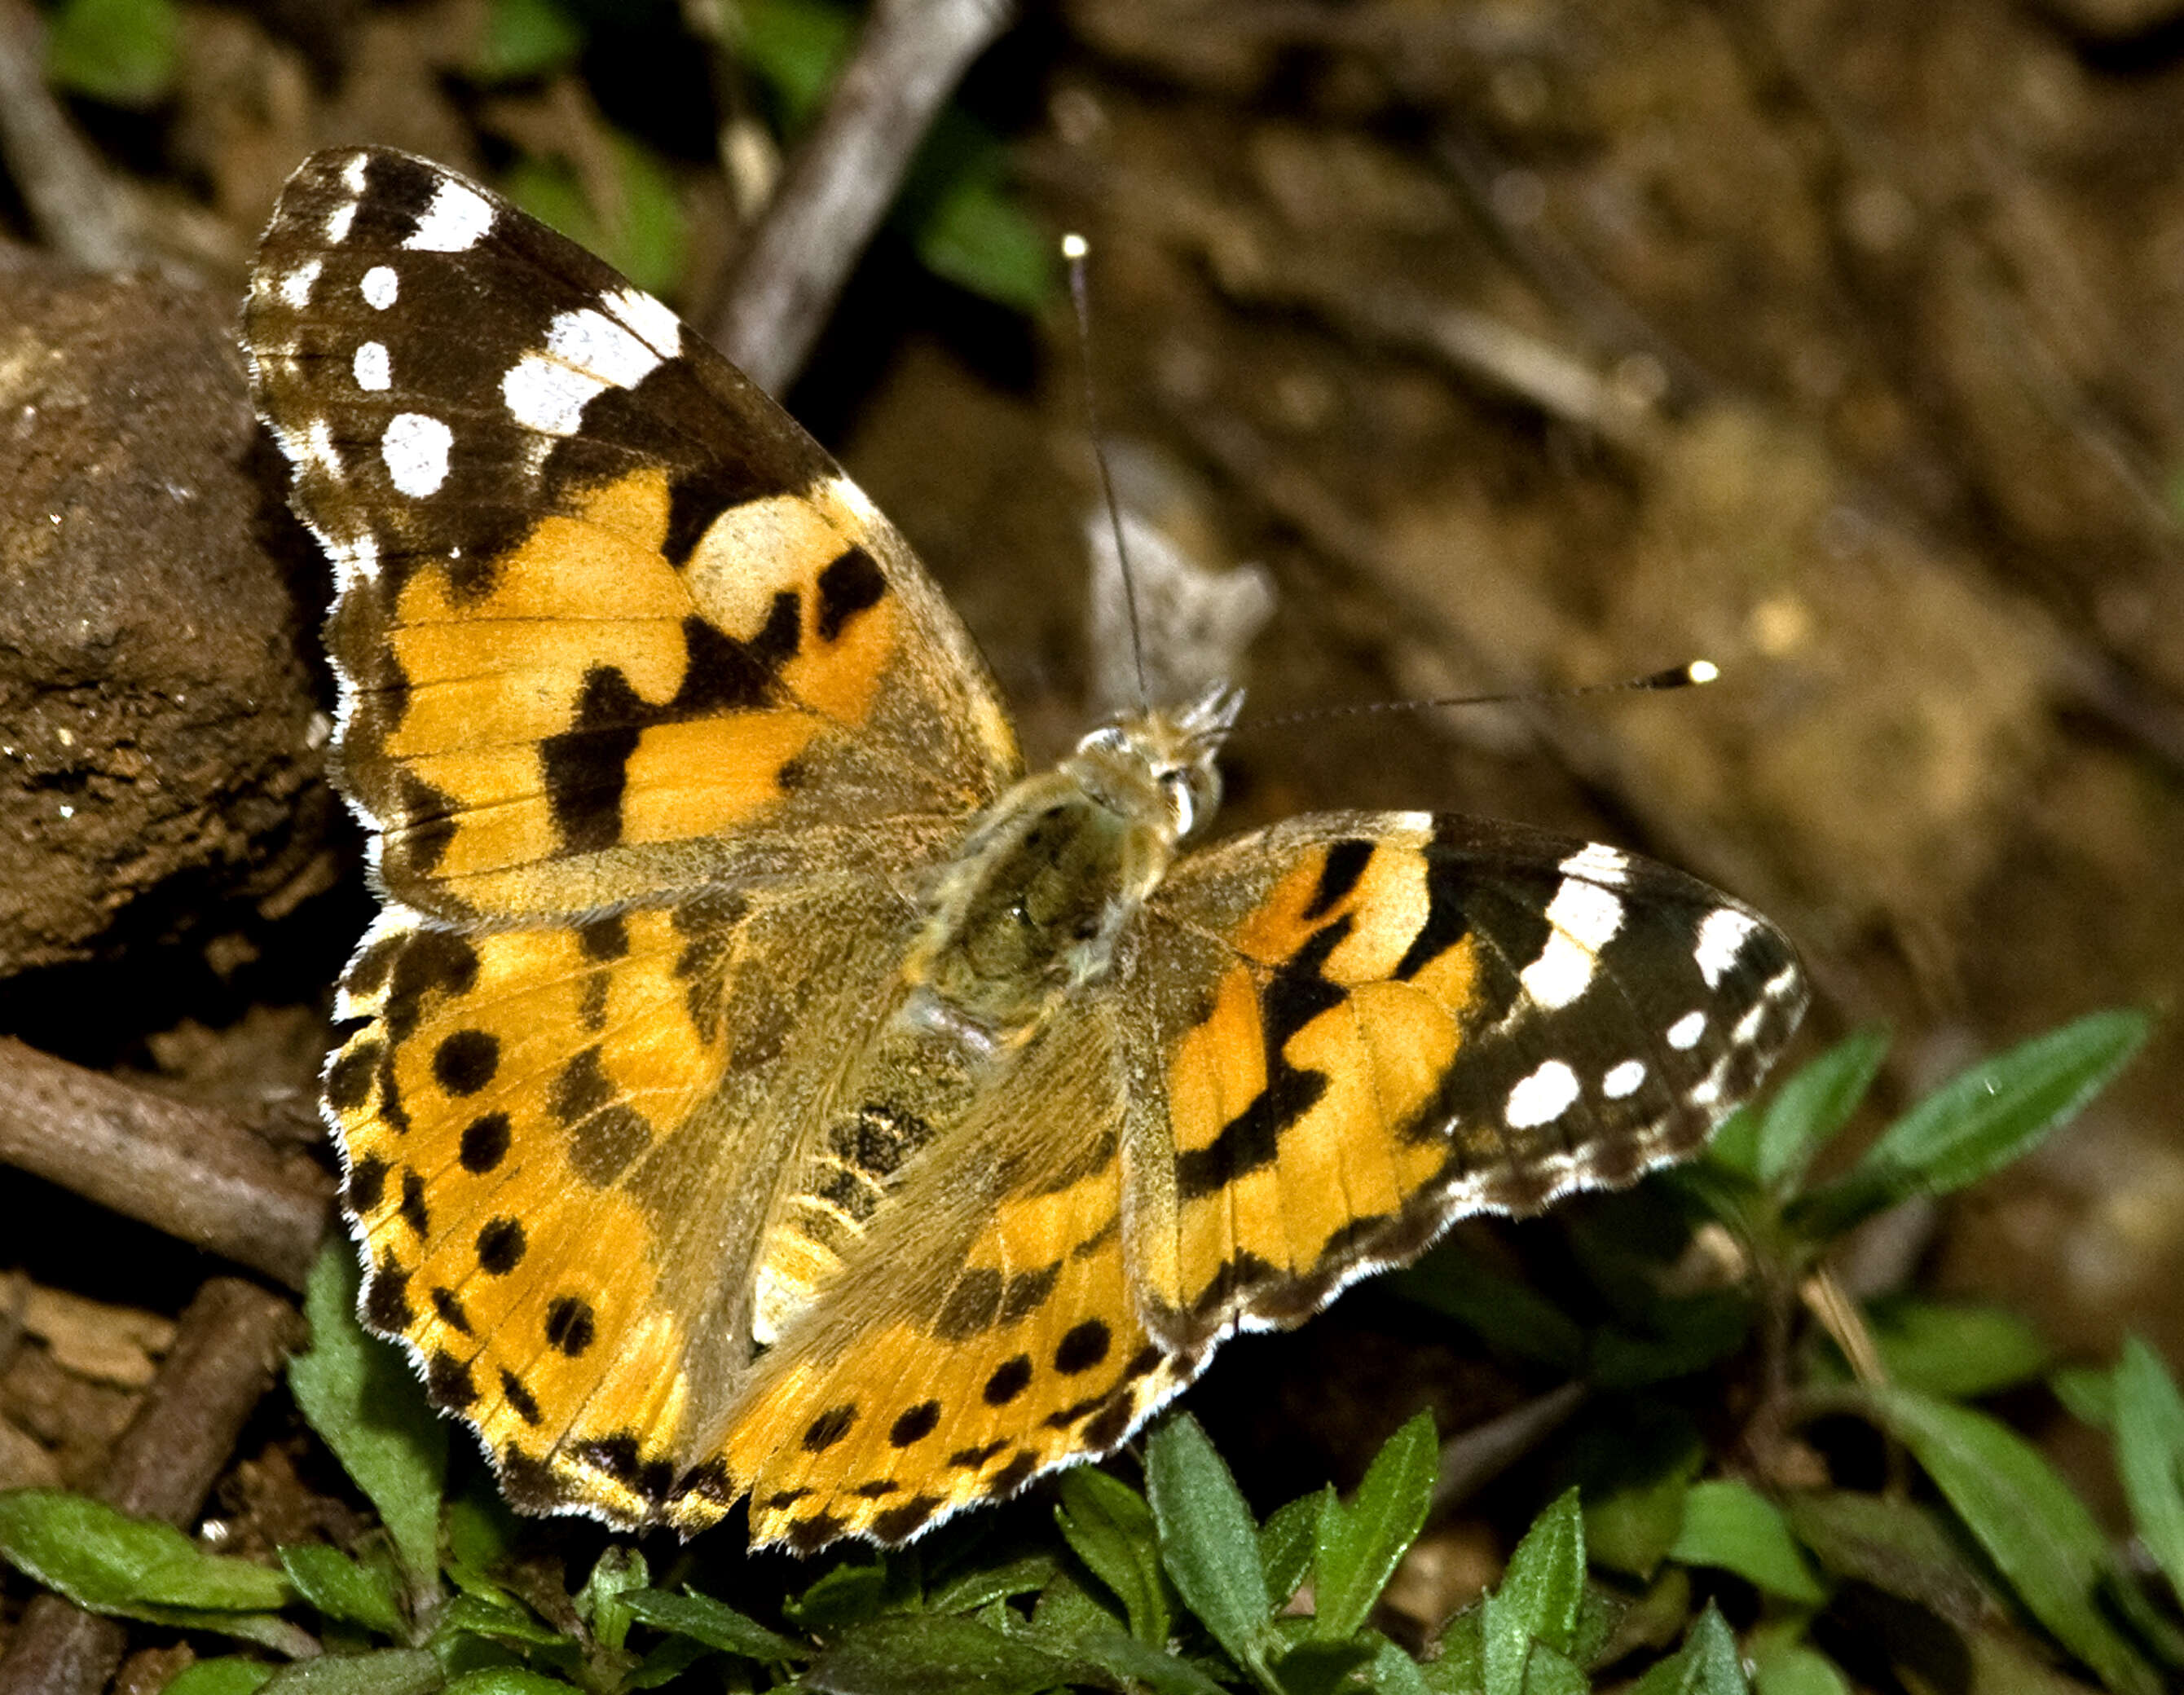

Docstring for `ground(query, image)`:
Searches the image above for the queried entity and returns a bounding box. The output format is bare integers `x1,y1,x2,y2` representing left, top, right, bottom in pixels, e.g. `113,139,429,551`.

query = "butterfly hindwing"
246,147,1018,922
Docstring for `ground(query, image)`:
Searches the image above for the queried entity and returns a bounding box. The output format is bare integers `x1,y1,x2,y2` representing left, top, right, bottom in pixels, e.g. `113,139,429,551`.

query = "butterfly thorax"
904,685,1243,1045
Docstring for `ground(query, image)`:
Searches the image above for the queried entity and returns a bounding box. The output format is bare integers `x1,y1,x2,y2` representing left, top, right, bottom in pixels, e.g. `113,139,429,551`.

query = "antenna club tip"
1060,232,1089,260
1686,658,1720,685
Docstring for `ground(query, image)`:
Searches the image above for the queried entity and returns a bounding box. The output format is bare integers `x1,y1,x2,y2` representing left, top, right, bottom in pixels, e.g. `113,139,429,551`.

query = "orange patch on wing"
333,909,732,1525
619,712,823,844
1165,966,1265,1158
708,1137,1166,1546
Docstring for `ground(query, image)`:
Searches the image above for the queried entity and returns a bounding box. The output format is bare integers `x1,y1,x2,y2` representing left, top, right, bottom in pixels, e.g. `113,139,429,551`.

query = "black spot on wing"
1303,839,1374,921
816,546,885,641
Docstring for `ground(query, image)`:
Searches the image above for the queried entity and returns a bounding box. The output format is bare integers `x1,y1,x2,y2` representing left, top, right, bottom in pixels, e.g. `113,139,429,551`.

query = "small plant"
2,1010,2179,1693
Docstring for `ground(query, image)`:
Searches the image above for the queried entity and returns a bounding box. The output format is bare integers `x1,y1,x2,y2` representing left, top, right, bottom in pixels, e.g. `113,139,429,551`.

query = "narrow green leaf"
1679,1605,1752,1694
1056,1625,1231,1695
278,1544,405,1638
1668,1481,1825,1605
1581,1426,1702,1581
2115,1336,2184,1603
1780,1490,1988,1621
1496,1489,1586,1658
1750,1641,1850,1695
914,164,1055,313
575,1544,645,1654
741,0,856,125
1791,1011,2147,1239
1055,1466,1169,1646
785,1556,891,1631
1857,1298,2050,1399
1423,1601,1481,1693
161,1663,275,1695
1146,1414,1276,1679
289,1244,446,1589
1755,1028,1889,1192
442,1671,583,1694
1521,1641,1590,1695
924,1552,1056,1614
258,1649,442,1693
2053,1364,2117,1431
1869,1383,2160,1693
0,1490,292,1616
44,0,178,104
1389,1249,1586,1371
1313,1412,1438,1640
1259,1490,1328,1607
501,138,689,297
435,1591,567,1649
627,1631,712,1690
802,1613,1091,1695
620,1587,807,1662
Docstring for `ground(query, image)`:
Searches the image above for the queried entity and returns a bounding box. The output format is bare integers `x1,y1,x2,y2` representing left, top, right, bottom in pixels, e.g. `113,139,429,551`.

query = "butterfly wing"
246,147,1019,922
1124,812,1807,1349
245,149,1021,1526
665,812,1802,1551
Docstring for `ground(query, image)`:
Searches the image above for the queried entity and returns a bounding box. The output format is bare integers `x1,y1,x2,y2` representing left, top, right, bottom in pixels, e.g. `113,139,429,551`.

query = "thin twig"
707,0,1015,393
1431,1380,1587,1514
0,1278,306,1695
0,0,139,271
0,1039,332,1291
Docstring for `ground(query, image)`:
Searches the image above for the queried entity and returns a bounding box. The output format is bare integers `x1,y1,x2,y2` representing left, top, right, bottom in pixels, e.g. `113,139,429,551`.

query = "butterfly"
244,147,1808,1552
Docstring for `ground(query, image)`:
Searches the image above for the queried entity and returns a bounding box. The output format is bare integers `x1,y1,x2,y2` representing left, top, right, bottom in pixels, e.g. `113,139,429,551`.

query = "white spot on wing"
829,475,881,527
604,287,681,355
545,306,661,388
504,356,601,435
324,200,357,244
1521,877,1623,1010
361,266,398,309
353,342,391,391
341,153,370,195
301,419,341,478
1667,1010,1706,1050
279,258,322,309
501,306,666,436
403,178,494,252
1507,1059,1579,1129
1560,842,1630,887
1603,1059,1647,1098
1694,907,1759,989
382,412,451,496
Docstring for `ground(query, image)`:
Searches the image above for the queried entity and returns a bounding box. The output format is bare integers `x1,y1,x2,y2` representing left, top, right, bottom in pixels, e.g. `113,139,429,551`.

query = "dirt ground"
3,0,2184,1648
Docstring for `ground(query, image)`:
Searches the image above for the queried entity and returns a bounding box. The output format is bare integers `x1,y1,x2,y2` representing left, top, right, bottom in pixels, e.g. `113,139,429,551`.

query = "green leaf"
1780,1490,1988,1620
2053,1364,2117,1431
1368,1635,1435,1695
0,1490,293,1619
258,1649,443,1693
1750,1640,1850,1695
1055,1625,1231,1695
1869,1383,2160,1693
1482,1488,1585,1695
1667,1481,1825,1605
1424,1601,1481,1693
161,1662,275,1695
2115,1336,2184,1604
278,1544,405,1638
1313,1412,1438,1640
925,1552,1056,1614
1391,1248,1586,1371
442,1671,583,1694
44,0,178,104
472,0,583,81
436,1591,567,1649
1147,1414,1277,1681
575,1544,645,1653
1055,1466,1169,1646
1521,1641,1590,1695
289,1244,446,1589
1856,1298,2051,1399
1755,1028,1890,1192
619,1587,807,1662
785,1556,891,1631
1258,1490,1327,1608
1575,1412,1704,1579
802,1613,1092,1695
1791,1011,2147,1239
914,161,1054,314
741,0,857,127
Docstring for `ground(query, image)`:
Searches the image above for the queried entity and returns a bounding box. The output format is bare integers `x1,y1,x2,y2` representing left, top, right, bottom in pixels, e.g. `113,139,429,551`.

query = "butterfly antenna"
1248,660,1719,732
1063,232,1150,711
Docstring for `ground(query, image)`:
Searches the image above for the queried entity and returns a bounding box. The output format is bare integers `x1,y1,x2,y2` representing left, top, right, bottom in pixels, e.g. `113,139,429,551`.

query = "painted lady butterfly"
244,148,1806,1551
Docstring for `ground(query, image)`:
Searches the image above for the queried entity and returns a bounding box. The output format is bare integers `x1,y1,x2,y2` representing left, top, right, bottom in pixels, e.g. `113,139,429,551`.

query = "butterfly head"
1069,681,1244,845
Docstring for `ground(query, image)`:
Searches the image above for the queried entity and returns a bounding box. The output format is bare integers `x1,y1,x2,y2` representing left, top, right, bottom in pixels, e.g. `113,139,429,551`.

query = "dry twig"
707,0,1015,393
0,0,138,271
0,1039,332,1291
0,1279,303,1695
